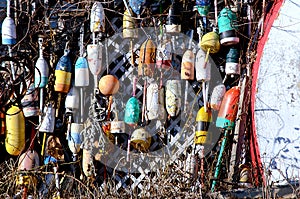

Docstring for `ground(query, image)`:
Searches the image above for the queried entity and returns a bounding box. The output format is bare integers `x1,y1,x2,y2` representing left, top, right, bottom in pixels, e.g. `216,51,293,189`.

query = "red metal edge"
250,0,284,186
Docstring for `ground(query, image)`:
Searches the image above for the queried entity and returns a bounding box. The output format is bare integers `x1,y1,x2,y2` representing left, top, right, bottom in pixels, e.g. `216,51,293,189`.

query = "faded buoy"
181,49,195,80
98,75,120,96
138,39,156,77
216,86,240,129
68,123,83,155
21,82,39,117
90,2,105,33
210,84,226,110
5,106,25,156
65,87,79,110
110,120,125,134
87,44,102,76
18,150,39,171
82,149,93,177
129,0,145,15
39,104,55,133
156,35,172,70
166,80,181,117
130,128,151,151
195,49,211,82
218,7,239,45
123,9,137,39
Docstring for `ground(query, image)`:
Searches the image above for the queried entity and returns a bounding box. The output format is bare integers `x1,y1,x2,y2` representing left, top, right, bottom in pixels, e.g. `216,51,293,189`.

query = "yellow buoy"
194,106,212,145
5,106,25,156
123,9,137,39
130,128,151,151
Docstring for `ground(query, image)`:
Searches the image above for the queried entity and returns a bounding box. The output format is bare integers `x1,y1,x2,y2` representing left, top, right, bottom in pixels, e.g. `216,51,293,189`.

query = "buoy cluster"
0,0,257,197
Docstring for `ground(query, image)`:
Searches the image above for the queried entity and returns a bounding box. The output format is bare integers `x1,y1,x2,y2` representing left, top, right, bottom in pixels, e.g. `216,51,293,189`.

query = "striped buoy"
54,45,72,94
68,123,83,155
1,0,16,45
210,84,226,110
98,75,120,96
18,150,39,171
90,2,105,33
181,49,195,80
138,39,156,77
165,3,181,33
130,128,151,151
218,7,239,45
166,80,181,117
225,46,240,78
21,82,39,117
124,97,140,126
35,37,49,88
5,106,25,156
74,57,89,88
195,107,212,145
216,86,240,129
123,9,137,39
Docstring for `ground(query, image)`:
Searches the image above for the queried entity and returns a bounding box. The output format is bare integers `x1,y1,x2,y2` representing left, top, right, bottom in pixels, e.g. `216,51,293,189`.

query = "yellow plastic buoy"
5,106,25,156
195,107,212,144
200,32,220,63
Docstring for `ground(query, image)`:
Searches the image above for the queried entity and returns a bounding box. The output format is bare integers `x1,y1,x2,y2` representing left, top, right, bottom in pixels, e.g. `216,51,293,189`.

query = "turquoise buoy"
218,7,239,45
124,97,140,126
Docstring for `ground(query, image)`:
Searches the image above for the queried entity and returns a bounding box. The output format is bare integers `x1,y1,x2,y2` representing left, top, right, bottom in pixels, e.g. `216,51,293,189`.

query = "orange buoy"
5,106,25,156
216,86,240,129
138,39,156,77
98,75,120,96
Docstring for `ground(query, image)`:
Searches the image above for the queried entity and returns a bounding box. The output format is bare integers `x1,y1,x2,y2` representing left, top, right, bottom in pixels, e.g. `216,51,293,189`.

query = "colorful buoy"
129,0,145,15
218,7,240,45
195,0,210,16
35,37,49,88
124,97,140,126
216,86,240,129
5,106,25,156
195,107,212,145
54,44,72,94
225,46,240,78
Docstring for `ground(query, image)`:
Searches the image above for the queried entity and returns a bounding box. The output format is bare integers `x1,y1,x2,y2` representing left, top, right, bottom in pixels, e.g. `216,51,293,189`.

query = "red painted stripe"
251,0,284,186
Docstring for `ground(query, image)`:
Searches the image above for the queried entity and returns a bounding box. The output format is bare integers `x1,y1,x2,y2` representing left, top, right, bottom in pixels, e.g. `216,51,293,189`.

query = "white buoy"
146,82,159,120
87,43,103,89
39,104,55,133
166,80,181,117
210,84,226,111
1,0,16,45
68,123,83,160
35,37,49,123
90,2,105,34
